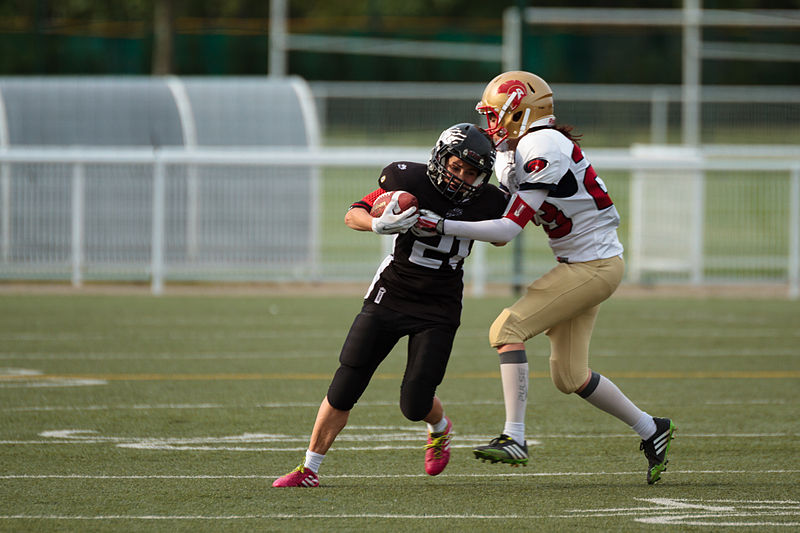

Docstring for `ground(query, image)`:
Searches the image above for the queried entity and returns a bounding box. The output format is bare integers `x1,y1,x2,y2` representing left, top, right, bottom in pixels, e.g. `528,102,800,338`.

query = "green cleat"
473,434,528,466
640,417,676,484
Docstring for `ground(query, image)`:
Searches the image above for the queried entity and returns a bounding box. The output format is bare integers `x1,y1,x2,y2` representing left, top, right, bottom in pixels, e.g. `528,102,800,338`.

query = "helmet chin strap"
476,109,509,147
492,132,509,149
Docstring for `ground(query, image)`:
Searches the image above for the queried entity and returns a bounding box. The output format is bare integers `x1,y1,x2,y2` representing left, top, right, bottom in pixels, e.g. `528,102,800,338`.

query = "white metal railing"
308,81,800,150
1,146,798,297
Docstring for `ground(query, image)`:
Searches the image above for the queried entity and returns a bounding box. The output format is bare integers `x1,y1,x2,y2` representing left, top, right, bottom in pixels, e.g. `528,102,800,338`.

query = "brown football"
370,190,419,217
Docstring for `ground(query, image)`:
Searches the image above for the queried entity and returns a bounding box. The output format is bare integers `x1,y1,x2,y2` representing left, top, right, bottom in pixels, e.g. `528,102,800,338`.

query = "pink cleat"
272,465,319,487
424,417,452,476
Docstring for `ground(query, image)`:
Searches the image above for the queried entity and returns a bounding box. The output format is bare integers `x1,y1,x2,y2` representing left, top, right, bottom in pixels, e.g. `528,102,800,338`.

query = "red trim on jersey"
503,195,535,228
571,142,584,163
352,188,387,211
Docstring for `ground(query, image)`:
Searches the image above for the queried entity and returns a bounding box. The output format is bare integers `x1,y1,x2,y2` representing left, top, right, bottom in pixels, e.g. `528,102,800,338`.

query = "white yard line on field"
0,513,528,520
1,428,798,451
2,470,800,480
1,347,798,360
2,396,794,412
0,352,333,360
0,498,799,527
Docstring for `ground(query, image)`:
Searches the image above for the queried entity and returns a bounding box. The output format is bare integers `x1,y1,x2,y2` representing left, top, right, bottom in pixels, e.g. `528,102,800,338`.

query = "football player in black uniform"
273,123,508,487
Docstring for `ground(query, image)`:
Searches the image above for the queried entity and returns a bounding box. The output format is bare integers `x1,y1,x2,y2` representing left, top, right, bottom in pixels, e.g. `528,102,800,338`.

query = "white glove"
371,195,419,234
411,209,444,237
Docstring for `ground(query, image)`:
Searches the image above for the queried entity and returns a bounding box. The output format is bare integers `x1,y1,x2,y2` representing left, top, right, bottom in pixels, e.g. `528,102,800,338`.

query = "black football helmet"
428,123,496,204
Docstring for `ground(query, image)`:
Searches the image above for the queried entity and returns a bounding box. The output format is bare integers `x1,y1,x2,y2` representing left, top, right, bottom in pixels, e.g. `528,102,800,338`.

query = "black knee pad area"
326,365,370,411
399,381,434,421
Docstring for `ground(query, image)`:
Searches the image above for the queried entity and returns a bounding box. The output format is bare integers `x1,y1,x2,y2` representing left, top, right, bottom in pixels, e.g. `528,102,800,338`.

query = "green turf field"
1,291,799,531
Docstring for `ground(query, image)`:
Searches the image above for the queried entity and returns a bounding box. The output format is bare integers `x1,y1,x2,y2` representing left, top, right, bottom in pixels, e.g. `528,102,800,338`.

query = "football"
370,190,419,217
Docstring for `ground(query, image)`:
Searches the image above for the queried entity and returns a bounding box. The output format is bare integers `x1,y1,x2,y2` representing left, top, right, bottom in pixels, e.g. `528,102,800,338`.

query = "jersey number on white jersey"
533,143,613,238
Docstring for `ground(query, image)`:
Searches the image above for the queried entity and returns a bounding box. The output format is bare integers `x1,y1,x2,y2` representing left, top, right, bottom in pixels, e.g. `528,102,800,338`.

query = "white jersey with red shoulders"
502,127,624,263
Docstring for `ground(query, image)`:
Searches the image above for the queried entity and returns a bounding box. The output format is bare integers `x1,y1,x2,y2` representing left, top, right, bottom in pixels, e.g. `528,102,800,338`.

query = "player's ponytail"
554,124,583,145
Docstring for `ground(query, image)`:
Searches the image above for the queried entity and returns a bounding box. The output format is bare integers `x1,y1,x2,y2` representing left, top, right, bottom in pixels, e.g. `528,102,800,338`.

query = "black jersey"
356,161,507,327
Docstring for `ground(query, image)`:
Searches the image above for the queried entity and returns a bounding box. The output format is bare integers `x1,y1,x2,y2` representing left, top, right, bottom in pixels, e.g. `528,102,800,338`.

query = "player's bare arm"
344,205,374,231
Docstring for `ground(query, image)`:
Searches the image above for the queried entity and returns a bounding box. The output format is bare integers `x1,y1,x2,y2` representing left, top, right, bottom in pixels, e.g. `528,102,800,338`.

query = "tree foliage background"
1,0,798,83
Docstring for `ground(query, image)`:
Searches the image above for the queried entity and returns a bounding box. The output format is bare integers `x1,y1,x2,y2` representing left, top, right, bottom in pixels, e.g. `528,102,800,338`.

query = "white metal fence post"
502,7,522,71
269,0,288,77
682,0,701,146
650,88,669,144
70,163,85,287
629,170,644,283
151,152,166,295
0,87,8,264
471,241,487,297
789,166,800,300
308,163,321,281
1,163,9,263
691,167,705,284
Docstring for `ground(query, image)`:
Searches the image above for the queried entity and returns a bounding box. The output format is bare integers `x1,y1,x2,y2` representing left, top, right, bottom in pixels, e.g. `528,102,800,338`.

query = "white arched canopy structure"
0,76,320,292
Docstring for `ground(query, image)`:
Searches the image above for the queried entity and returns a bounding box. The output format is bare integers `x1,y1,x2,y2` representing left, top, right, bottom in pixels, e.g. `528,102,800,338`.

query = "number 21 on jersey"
408,235,471,270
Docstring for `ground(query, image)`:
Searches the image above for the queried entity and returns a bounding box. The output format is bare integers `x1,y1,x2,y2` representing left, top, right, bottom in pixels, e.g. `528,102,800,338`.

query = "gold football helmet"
476,71,555,144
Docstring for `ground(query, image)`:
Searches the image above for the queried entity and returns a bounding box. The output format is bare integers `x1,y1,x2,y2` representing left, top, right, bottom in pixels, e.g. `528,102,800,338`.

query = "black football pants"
326,301,456,421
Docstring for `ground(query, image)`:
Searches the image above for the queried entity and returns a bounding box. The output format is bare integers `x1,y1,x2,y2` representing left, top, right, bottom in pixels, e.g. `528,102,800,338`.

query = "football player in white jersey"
416,71,675,484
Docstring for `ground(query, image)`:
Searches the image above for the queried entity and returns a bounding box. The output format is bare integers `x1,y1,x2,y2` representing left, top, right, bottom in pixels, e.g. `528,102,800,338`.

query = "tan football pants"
489,255,625,394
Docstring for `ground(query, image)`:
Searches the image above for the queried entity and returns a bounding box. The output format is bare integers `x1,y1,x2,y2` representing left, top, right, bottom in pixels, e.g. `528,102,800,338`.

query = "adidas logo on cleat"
473,434,529,466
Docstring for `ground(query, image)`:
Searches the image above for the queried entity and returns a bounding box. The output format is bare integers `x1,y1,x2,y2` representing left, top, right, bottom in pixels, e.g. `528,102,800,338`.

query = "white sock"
581,374,645,427
503,422,526,445
500,362,528,444
427,415,448,434
632,412,657,440
304,450,324,473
